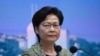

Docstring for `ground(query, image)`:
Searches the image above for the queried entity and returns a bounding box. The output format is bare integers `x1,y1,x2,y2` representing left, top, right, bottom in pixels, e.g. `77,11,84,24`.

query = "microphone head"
55,45,62,52
70,46,78,53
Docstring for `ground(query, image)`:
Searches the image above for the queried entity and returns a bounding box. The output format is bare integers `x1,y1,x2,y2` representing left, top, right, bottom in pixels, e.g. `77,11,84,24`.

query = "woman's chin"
47,39,58,42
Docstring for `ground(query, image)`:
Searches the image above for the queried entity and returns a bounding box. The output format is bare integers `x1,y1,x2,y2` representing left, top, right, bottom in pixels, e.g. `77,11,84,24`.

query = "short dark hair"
32,6,64,42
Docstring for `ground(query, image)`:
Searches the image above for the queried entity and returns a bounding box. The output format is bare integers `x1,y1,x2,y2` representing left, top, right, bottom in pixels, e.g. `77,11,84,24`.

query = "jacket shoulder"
22,43,40,56
22,48,37,56
60,48,72,56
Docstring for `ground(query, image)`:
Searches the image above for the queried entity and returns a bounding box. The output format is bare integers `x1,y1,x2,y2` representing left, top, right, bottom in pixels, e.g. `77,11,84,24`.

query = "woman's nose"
49,26,55,31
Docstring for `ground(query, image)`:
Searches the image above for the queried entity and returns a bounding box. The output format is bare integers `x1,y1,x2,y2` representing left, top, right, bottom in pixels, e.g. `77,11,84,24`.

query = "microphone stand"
69,46,95,56
78,48,95,56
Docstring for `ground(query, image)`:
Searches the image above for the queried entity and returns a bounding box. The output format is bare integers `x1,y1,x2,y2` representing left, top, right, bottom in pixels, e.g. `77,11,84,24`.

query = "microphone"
55,45,62,56
70,46,78,53
70,46,95,56
55,45,62,52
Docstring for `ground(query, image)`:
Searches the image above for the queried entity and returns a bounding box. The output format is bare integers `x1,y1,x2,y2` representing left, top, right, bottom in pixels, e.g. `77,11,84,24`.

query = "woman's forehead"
43,14,59,22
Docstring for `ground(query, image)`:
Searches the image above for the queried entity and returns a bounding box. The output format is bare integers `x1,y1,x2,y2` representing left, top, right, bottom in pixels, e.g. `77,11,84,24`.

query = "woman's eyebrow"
43,22,59,24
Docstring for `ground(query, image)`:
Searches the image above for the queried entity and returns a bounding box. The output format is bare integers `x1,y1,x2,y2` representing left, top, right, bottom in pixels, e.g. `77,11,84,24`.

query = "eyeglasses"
42,23,60,29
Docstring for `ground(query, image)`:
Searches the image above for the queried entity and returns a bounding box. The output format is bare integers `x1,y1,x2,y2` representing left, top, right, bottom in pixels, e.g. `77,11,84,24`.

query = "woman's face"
35,14,61,42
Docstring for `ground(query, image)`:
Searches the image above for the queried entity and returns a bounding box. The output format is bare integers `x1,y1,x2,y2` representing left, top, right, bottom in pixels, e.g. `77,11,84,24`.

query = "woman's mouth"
48,35,56,38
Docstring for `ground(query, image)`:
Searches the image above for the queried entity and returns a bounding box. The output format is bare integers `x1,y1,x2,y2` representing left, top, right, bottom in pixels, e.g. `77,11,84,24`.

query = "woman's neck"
40,40,57,55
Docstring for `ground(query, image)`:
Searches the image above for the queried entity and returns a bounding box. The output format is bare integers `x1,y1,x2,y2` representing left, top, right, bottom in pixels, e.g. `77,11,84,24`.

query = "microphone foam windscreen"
70,46,78,53
55,45,62,52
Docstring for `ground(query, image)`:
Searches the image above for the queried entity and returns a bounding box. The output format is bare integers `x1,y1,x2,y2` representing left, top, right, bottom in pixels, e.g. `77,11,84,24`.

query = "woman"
22,6,71,56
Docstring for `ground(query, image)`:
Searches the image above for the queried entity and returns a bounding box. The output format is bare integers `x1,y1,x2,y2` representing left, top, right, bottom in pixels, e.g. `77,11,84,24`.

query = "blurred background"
0,0,100,56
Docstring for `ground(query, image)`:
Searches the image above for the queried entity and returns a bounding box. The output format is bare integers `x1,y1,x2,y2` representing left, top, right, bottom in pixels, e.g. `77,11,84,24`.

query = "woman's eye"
44,24,50,27
54,24,59,27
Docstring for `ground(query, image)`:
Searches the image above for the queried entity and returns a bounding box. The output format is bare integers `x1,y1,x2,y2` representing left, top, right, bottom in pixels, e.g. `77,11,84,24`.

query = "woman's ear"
34,27,39,34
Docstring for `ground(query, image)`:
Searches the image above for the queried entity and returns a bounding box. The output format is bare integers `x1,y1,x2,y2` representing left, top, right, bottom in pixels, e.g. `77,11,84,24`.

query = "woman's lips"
47,35,56,37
